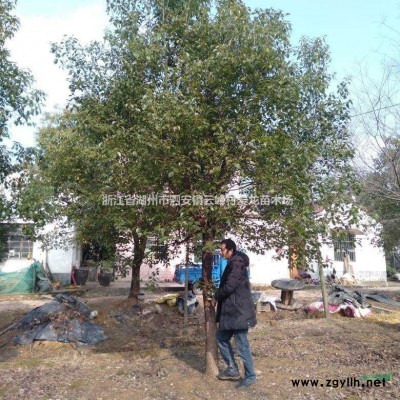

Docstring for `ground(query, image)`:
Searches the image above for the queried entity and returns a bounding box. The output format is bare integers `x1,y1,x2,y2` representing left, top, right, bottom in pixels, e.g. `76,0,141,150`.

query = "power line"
350,102,400,118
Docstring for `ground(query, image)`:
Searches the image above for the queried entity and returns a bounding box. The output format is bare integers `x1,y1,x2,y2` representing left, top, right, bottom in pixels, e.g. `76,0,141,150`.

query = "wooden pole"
184,241,190,326
318,261,330,319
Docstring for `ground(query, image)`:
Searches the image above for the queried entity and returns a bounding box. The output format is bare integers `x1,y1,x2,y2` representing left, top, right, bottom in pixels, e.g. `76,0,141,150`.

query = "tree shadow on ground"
90,303,206,373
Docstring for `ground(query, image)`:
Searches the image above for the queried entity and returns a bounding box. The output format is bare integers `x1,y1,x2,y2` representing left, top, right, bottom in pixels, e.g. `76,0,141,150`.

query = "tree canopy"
0,0,44,253
0,0,44,140
20,0,358,374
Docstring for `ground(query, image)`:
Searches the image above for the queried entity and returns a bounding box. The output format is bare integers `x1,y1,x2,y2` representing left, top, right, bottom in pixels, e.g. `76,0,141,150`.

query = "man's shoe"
235,378,256,389
217,369,241,381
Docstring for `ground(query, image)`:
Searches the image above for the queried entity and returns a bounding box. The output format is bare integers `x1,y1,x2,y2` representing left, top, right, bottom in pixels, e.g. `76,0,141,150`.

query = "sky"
7,0,400,147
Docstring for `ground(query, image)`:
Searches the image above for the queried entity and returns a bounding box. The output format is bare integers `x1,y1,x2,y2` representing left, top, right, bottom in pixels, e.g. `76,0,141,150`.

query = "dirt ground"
0,282,399,400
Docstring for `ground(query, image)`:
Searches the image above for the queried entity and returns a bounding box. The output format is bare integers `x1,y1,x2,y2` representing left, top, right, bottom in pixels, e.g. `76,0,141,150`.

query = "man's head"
220,239,236,259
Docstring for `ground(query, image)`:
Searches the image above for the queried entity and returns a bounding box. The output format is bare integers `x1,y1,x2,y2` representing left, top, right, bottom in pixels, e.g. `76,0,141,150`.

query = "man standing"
213,238,257,389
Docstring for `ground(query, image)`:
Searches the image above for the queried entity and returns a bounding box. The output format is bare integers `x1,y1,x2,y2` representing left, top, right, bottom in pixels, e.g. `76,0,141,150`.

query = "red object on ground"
71,265,78,285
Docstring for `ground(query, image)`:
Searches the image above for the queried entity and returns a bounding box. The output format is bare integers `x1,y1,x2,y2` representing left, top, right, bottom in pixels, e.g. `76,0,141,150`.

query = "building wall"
140,242,187,282
1,236,387,285
136,236,386,285
319,235,387,281
350,237,386,281
246,249,290,285
1,233,81,286
0,259,33,272
116,241,187,283
139,261,176,282
46,248,76,285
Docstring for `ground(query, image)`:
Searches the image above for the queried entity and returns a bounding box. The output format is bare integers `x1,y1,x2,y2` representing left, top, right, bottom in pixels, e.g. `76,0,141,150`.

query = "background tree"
16,108,179,302
0,0,44,160
24,0,357,375
0,0,44,254
351,20,400,260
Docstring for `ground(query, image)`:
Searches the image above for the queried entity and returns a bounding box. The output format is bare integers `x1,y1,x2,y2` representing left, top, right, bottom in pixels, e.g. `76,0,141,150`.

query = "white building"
139,204,388,284
1,209,387,286
0,222,81,285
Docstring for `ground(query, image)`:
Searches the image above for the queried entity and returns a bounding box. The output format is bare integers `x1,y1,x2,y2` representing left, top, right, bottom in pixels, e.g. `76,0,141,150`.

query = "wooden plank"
370,305,394,313
51,287,89,294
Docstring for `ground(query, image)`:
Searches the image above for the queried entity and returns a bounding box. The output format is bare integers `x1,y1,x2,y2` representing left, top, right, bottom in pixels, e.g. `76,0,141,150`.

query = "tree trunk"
202,235,219,377
128,233,147,301
289,245,299,278
129,263,141,302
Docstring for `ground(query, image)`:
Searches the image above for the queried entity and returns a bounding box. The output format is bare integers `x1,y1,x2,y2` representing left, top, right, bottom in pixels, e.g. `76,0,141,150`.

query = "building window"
0,224,33,260
333,233,356,262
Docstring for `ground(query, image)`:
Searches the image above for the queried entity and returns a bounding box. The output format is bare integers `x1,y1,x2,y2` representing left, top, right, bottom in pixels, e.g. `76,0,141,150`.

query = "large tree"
0,0,44,254
27,0,356,375
0,0,44,155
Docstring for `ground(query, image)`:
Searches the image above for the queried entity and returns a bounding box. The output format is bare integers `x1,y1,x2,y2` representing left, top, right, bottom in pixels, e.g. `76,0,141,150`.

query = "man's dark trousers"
216,328,256,380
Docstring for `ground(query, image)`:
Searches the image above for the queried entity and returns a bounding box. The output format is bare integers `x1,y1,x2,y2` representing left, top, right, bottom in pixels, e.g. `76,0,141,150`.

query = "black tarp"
365,293,400,307
11,294,107,345
327,285,370,308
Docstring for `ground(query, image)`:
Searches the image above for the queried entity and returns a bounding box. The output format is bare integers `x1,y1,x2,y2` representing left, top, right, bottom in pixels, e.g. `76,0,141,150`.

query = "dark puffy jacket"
215,251,257,330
